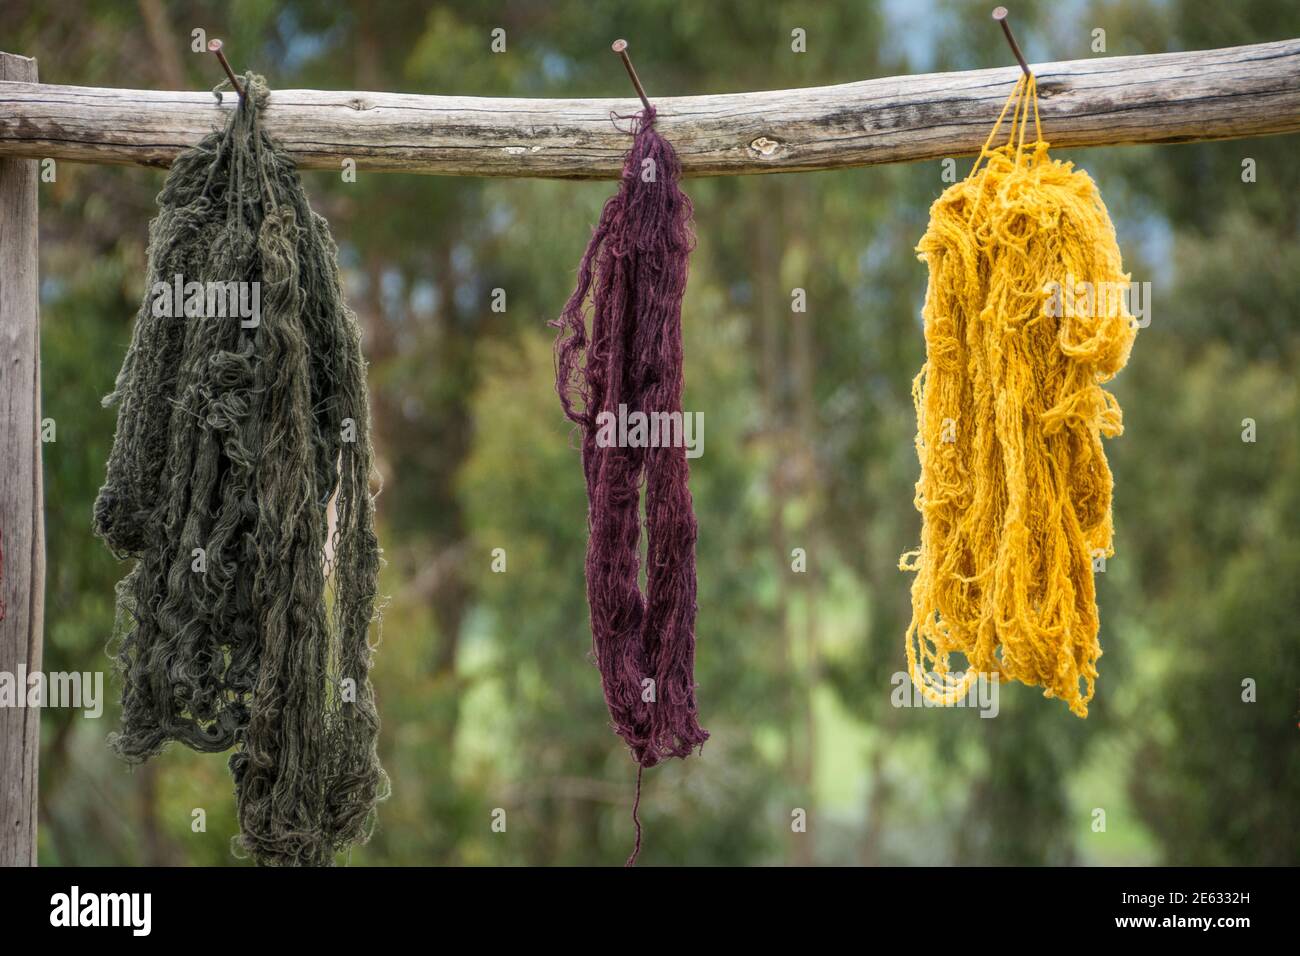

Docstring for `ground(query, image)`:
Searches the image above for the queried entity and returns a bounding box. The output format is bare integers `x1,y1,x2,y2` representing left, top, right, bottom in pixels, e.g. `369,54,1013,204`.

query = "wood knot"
348,97,370,111
749,136,783,158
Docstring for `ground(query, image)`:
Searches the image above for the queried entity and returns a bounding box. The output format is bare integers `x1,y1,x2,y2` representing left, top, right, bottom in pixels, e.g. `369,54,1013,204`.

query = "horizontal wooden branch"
1,39,1298,179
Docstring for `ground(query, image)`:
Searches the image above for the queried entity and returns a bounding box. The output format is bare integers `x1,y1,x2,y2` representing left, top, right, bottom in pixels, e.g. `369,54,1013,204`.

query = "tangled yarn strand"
901,75,1136,718
95,73,385,864
552,107,708,860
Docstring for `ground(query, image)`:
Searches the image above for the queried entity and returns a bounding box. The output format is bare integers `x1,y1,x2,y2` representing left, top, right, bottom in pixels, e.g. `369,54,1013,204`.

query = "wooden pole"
0,50,43,868
0,39,1296,178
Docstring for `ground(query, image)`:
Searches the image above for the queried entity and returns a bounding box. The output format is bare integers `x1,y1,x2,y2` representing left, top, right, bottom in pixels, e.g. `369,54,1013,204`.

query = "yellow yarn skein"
901,75,1137,718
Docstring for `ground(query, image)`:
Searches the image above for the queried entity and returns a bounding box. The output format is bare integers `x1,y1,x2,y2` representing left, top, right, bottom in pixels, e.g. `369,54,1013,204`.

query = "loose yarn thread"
552,106,708,863
901,75,1137,718
94,73,387,864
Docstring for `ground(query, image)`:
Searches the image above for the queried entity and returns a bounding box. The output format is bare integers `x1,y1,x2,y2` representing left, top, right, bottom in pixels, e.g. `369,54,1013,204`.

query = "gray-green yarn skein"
94,73,387,866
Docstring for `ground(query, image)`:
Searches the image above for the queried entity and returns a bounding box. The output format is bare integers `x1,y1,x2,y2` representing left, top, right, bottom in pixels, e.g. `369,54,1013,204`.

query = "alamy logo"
890,670,1000,717
0,667,103,718
1042,273,1151,328
50,886,151,936
151,274,261,328
594,403,704,458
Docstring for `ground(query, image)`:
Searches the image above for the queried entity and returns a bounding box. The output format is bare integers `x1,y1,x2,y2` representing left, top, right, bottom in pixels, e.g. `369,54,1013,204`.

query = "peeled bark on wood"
0,39,1297,179
0,50,43,868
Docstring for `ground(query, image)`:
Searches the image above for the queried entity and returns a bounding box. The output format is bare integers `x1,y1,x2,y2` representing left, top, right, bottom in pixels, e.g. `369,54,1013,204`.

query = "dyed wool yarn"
901,75,1136,718
552,106,708,862
94,73,386,864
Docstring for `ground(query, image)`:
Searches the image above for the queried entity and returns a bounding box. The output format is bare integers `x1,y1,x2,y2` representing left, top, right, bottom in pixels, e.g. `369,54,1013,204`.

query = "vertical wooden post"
0,51,43,868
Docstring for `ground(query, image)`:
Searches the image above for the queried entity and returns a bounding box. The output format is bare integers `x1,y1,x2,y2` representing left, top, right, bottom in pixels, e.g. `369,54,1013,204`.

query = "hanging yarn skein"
94,73,386,865
901,74,1137,718
552,105,708,864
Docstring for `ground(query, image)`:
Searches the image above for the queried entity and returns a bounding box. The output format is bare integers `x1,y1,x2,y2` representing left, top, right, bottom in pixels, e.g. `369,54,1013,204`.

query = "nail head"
612,39,628,53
